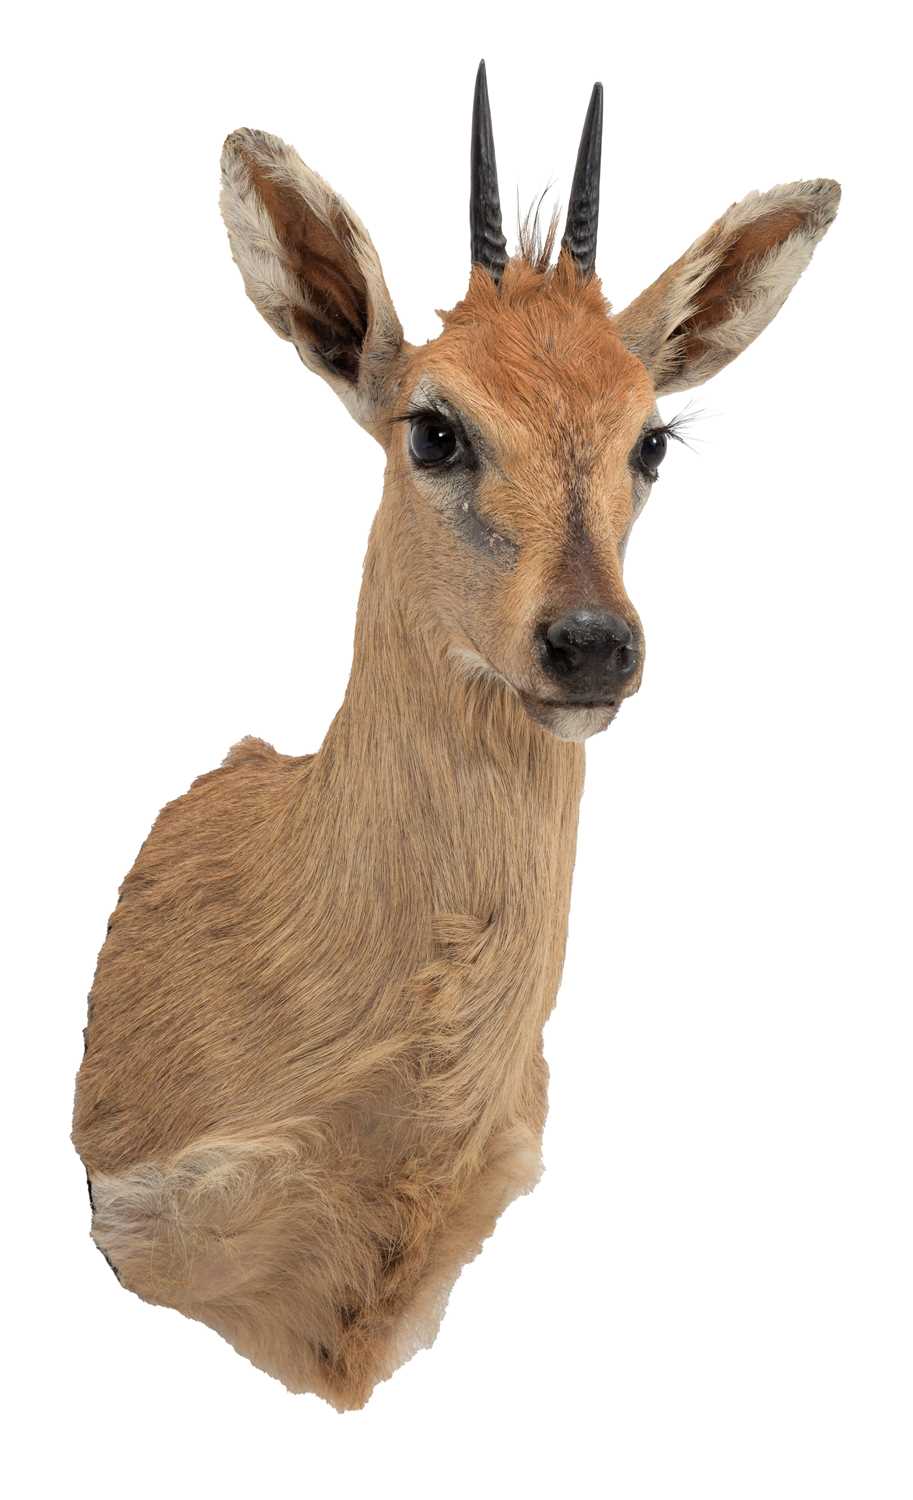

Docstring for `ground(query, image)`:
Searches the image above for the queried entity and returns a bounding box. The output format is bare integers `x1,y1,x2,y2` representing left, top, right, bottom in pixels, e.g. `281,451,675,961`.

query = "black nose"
541,610,639,697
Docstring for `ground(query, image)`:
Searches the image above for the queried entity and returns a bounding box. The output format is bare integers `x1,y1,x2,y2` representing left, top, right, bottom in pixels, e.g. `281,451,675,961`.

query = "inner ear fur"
614,178,840,395
220,128,403,423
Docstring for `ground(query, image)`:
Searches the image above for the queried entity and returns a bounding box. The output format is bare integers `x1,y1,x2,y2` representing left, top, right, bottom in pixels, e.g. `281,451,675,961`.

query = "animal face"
219,64,839,741
387,263,658,740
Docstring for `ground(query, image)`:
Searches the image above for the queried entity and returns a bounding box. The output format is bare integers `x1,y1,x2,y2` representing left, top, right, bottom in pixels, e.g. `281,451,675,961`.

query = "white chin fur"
526,703,617,742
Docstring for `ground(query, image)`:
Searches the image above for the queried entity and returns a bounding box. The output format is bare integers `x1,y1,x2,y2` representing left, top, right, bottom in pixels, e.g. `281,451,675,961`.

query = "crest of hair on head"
517,189,561,273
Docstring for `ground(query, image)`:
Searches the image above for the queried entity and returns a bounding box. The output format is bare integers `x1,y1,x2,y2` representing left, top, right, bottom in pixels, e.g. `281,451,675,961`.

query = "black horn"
561,82,603,279
470,60,507,284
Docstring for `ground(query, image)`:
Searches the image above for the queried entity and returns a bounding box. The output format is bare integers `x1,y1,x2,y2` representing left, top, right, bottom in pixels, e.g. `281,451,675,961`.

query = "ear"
614,179,840,395
220,128,404,431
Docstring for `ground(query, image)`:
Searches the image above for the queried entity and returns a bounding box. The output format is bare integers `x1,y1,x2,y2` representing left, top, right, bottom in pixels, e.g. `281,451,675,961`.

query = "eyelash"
656,410,699,448
635,413,695,482
653,417,689,444
398,405,463,433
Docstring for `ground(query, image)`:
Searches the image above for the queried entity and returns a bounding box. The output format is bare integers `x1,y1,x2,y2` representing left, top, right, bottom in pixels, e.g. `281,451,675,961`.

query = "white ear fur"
220,128,403,430
614,178,840,394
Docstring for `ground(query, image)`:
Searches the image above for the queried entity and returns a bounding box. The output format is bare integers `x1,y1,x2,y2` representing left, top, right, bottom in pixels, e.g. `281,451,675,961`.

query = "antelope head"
220,63,839,742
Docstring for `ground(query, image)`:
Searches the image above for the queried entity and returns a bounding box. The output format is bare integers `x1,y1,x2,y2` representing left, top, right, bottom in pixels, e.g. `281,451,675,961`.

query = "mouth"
517,691,621,742
451,643,628,743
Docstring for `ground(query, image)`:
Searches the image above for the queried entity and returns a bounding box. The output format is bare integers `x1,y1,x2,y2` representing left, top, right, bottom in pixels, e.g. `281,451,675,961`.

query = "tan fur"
72,125,838,1408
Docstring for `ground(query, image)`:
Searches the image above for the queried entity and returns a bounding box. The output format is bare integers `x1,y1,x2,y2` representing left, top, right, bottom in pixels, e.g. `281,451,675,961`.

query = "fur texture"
220,128,402,429
72,122,839,1408
613,178,840,392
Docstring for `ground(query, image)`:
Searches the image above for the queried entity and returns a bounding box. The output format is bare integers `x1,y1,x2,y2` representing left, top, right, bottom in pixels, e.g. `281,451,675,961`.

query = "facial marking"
560,426,597,545
404,377,518,566
536,403,643,616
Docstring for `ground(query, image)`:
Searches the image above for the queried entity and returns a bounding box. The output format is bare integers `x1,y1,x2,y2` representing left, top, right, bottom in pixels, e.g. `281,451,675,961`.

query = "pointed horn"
470,60,507,284
562,82,603,279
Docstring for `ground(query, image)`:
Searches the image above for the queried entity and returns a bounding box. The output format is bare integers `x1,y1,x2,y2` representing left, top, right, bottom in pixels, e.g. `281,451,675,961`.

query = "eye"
638,429,668,477
409,414,458,467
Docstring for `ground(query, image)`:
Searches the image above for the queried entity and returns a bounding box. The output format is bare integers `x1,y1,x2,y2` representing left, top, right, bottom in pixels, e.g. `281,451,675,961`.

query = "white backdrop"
4,2,910,1496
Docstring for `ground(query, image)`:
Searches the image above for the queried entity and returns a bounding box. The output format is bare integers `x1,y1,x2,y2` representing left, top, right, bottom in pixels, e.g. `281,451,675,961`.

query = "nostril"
544,620,583,671
545,620,571,649
615,642,637,677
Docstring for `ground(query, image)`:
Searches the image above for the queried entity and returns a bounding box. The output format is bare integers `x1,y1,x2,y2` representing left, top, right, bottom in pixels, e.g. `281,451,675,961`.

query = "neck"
316,501,586,925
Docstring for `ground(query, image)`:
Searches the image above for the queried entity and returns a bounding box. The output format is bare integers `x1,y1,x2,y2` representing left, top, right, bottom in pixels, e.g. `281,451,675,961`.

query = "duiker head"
220,62,838,742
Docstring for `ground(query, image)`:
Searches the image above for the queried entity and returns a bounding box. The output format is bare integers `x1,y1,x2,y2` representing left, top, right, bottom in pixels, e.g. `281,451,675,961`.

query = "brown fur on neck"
73,504,584,1408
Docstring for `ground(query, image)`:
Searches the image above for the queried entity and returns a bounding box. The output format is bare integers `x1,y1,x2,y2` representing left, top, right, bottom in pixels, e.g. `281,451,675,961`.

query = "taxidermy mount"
73,62,839,1409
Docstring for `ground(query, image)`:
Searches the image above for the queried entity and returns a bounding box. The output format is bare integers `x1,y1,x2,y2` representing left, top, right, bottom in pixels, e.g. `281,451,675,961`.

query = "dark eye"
638,429,668,477
409,414,458,467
